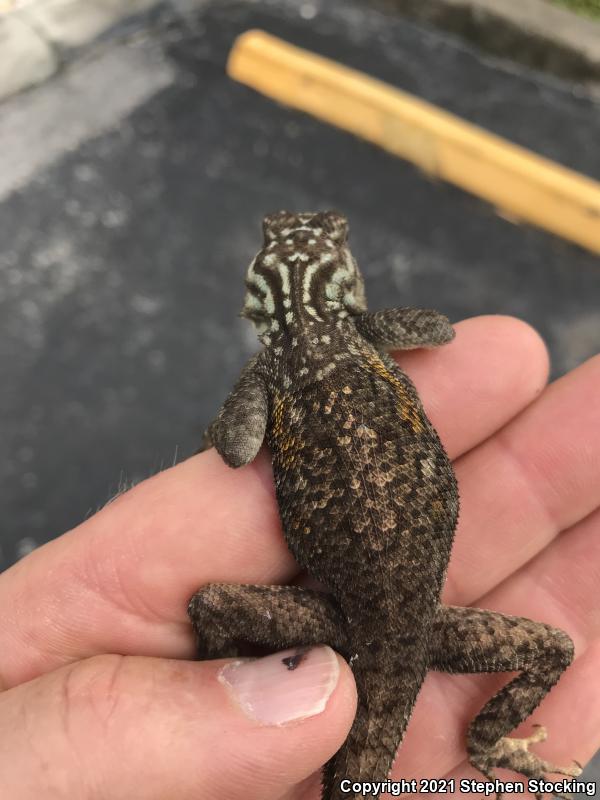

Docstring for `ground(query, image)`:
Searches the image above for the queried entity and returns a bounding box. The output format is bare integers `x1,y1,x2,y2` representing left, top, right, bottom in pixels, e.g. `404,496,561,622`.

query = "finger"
423,505,600,793
473,504,600,663
394,504,600,789
0,448,287,688
387,636,600,791
0,646,356,800
437,642,600,797
0,316,548,687
396,315,549,457
444,353,600,606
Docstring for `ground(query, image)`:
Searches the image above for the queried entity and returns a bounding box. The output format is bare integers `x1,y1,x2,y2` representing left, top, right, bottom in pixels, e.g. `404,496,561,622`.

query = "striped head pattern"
242,210,367,344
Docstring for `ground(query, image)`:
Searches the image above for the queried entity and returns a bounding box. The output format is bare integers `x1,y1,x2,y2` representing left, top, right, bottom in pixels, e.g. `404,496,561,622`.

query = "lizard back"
266,325,458,619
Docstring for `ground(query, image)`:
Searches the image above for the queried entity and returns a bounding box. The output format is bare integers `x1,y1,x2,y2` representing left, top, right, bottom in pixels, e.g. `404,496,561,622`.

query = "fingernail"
219,645,339,726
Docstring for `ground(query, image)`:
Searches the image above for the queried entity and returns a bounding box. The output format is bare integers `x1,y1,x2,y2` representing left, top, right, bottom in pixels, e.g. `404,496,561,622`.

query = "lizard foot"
469,726,582,800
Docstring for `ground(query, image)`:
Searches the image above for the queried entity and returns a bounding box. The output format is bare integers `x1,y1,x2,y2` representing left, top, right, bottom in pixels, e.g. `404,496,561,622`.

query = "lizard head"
241,210,367,344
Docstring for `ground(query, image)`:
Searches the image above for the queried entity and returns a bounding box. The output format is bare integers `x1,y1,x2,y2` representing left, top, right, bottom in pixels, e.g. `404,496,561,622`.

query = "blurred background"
0,0,599,787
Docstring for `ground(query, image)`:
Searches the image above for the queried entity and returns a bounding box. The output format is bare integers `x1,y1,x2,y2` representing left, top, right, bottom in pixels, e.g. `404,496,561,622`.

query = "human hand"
0,315,597,799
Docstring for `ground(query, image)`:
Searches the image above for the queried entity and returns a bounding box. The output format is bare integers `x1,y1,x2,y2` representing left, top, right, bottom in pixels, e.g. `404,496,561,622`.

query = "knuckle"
60,654,135,736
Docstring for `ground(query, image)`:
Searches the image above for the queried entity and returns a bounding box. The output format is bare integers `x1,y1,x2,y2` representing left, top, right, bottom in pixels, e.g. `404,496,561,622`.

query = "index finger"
0,316,548,689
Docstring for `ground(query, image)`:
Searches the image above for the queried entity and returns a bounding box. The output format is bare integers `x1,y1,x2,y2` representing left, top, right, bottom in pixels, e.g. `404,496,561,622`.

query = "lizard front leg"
188,584,349,660
200,353,268,466
429,605,580,799
353,307,455,351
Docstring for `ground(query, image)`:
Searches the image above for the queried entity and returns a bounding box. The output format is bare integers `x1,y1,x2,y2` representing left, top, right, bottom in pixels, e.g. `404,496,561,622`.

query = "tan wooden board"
227,30,600,255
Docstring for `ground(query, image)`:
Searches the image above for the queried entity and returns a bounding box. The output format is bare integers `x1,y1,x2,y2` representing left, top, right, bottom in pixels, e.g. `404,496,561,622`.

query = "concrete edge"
0,0,207,103
373,0,600,83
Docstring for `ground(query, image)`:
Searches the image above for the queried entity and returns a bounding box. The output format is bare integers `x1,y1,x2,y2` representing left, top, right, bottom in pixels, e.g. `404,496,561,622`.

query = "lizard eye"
317,210,348,243
240,307,270,336
241,308,265,323
262,211,295,244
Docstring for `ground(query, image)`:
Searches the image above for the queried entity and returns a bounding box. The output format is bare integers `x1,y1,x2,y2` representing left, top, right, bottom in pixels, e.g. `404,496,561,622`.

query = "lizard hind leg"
188,583,349,660
428,605,581,799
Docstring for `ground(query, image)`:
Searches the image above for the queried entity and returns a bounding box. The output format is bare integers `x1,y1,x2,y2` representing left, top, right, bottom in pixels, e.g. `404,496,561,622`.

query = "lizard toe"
469,728,581,799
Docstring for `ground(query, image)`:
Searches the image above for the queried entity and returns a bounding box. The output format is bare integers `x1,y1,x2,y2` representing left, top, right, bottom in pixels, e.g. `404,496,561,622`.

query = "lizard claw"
470,726,582,800
546,760,586,800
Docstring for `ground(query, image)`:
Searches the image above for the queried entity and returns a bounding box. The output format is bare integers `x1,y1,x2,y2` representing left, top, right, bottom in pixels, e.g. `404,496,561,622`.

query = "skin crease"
0,316,598,799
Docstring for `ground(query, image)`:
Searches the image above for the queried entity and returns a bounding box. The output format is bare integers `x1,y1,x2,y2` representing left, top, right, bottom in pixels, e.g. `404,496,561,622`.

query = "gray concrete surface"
0,12,57,98
0,0,166,100
20,0,158,48
0,44,174,197
0,0,598,788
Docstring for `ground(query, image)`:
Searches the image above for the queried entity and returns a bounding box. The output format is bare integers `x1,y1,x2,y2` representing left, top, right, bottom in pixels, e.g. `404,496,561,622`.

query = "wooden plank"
227,29,600,255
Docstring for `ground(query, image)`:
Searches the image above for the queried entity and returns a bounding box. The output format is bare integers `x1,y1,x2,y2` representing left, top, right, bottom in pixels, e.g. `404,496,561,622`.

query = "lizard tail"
322,643,428,800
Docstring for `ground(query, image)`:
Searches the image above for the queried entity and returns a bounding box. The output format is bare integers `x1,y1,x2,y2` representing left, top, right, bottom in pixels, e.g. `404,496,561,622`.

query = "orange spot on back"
364,352,425,433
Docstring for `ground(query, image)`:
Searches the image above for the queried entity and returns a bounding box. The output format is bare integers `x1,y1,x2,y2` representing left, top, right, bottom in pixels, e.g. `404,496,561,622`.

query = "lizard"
188,210,581,800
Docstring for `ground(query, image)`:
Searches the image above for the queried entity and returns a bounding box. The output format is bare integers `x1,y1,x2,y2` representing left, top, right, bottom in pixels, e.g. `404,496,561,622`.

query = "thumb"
0,647,357,800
